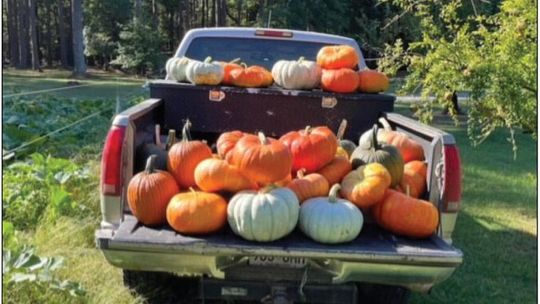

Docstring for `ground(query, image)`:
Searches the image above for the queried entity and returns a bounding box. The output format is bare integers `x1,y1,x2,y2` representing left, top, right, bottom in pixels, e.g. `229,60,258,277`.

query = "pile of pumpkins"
165,45,389,94
128,118,438,245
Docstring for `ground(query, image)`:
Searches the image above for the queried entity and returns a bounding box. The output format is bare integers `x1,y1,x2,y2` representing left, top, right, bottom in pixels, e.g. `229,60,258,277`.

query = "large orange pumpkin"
340,163,392,208
357,70,390,93
321,68,359,93
227,132,292,185
230,64,266,87
167,120,213,188
286,169,329,203
218,58,242,85
316,156,352,185
378,118,424,162
372,189,439,238
316,45,358,69
216,130,246,159
166,189,227,235
279,126,338,173
127,155,180,226
194,158,257,192
399,161,428,198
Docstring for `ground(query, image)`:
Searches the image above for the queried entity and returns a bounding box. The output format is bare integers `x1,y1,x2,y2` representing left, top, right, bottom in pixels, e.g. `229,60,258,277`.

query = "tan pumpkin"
286,169,329,203
194,158,256,192
357,70,390,93
340,163,392,208
127,155,180,226
378,118,424,163
316,156,352,185
399,161,428,198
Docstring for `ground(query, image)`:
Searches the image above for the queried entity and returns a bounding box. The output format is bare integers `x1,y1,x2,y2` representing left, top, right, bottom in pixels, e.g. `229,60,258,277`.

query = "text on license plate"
248,256,307,268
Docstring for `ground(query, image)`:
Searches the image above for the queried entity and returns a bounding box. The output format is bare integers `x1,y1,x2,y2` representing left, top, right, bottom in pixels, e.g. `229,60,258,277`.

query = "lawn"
2,72,537,303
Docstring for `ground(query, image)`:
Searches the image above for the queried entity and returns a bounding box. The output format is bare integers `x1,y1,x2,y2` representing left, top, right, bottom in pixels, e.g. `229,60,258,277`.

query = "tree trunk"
58,0,69,68
71,0,86,76
7,0,20,67
202,0,206,27
134,0,142,21
46,3,53,66
211,0,216,26
28,0,40,70
18,0,30,68
217,0,226,26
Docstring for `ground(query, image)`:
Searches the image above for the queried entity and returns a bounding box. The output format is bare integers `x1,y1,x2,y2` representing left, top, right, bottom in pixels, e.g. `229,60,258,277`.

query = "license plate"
248,256,307,268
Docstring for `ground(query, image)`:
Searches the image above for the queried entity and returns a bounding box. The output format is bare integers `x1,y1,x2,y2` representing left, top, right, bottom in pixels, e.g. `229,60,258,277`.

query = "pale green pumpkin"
166,57,192,82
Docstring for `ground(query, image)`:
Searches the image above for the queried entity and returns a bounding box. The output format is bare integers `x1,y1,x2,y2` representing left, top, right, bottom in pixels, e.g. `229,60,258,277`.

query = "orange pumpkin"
357,70,390,93
372,189,439,238
340,163,392,208
250,65,273,86
127,155,180,226
286,169,329,203
216,130,246,159
321,68,359,93
399,161,427,198
378,118,424,162
218,58,243,85
316,45,358,69
227,132,292,185
280,126,338,173
274,173,293,187
194,158,256,192
316,156,352,185
230,64,265,87
167,120,213,188
166,189,227,235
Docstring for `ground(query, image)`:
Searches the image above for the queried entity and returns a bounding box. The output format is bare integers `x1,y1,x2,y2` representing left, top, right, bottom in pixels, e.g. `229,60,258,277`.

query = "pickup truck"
96,27,463,304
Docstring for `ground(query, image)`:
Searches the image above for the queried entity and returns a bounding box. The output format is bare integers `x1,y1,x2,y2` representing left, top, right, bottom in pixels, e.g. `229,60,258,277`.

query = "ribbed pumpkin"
167,120,213,188
280,126,338,173
350,124,404,187
372,189,439,238
300,184,364,244
250,65,273,87
217,58,242,85
185,57,224,85
378,118,425,163
321,68,359,93
316,156,352,185
230,64,266,87
166,57,192,82
227,186,299,242
316,45,359,69
127,155,180,226
271,57,321,90
286,169,329,203
357,70,390,93
194,158,256,192
227,132,292,185
216,130,246,159
166,188,227,235
399,161,428,198
340,163,392,209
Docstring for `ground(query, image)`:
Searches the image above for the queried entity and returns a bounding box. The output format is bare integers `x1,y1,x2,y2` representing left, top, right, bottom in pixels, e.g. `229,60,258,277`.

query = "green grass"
2,71,537,303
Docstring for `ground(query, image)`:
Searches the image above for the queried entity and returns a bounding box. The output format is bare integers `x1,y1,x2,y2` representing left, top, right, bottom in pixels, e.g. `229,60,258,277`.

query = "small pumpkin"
166,57,192,82
127,155,180,226
357,70,390,93
399,161,428,198
350,124,404,187
316,156,352,185
185,56,224,85
227,132,292,185
230,63,266,88
300,184,364,244
194,158,256,192
316,45,359,69
336,119,357,157
378,118,425,163
286,169,329,203
280,126,338,173
340,163,392,208
227,186,299,242
250,65,274,87
168,120,213,188
217,58,243,85
372,189,439,238
321,68,359,93
271,57,321,90
166,188,227,235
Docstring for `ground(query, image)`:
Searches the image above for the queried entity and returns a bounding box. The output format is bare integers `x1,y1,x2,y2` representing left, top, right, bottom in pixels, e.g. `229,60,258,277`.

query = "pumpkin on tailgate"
321,68,359,93
372,189,439,238
250,65,274,87
280,126,338,173
166,57,192,82
227,132,292,185
216,130,246,159
340,163,391,208
166,189,227,235
271,57,321,90
399,161,428,198
230,64,266,87
185,57,224,85
357,70,390,93
194,158,256,192
316,156,352,185
228,186,299,242
168,120,213,188
378,118,425,163
217,58,242,85
316,45,359,69
300,184,364,244
350,124,404,187
127,155,180,226
286,169,329,203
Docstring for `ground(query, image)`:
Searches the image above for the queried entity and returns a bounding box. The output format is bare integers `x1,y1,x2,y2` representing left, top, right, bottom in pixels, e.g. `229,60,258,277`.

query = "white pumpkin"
166,57,192,82
227,186,299,242
299,184,363,244
185,57,224,85
271,57,322,90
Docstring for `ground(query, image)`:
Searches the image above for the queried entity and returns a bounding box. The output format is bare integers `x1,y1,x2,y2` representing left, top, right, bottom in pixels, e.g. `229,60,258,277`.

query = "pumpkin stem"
304,125,312,135
230,58,241,64
258,132,269,145
336,119,347,140
144,155,157,174
181,119,192,142
166,129,177,150
297,168,306,179
259,184,277,194
370,124,379,150
328,184,341,203
203,56,212,63
406,185,411,197
378,117,393,132
155,124,163,148
298,56,305,62
240,62,248,69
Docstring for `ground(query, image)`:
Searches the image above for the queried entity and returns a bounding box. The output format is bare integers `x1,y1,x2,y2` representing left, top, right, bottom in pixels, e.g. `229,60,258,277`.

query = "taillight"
255,29,293,38
101,125,126,196
442,145,462,212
